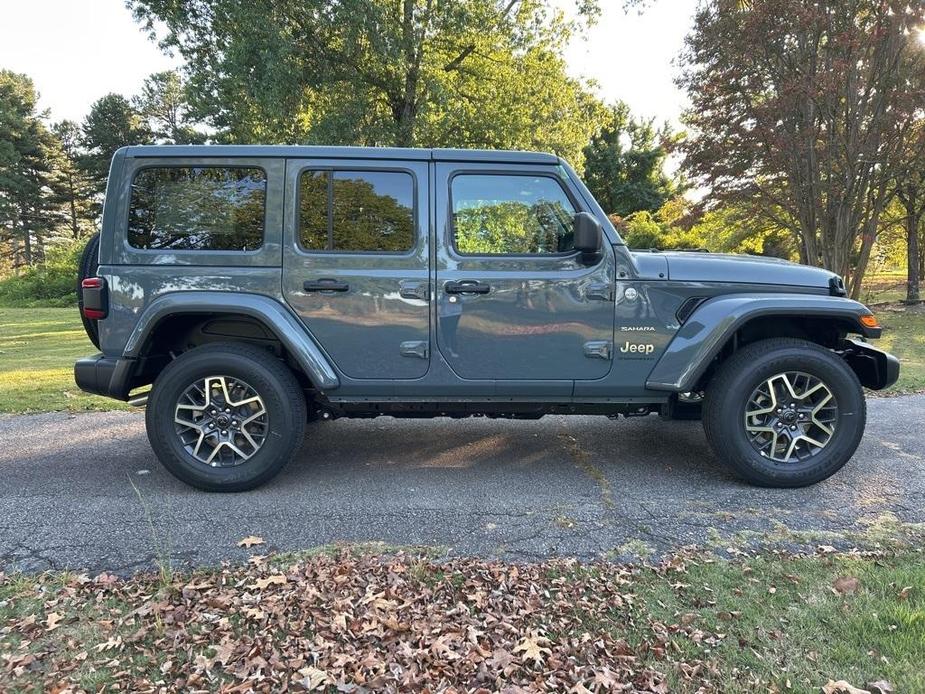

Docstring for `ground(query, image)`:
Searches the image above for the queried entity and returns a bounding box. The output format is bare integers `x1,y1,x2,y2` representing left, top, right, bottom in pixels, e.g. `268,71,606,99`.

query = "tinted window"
451,174,576,255
299,170,414,252
128,167,266,251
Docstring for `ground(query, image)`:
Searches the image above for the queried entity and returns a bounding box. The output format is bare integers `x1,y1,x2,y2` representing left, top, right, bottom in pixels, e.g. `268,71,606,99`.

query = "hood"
656,251,839,290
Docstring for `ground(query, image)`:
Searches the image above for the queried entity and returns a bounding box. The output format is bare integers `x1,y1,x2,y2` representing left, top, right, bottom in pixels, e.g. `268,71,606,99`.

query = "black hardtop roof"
121,145,560,165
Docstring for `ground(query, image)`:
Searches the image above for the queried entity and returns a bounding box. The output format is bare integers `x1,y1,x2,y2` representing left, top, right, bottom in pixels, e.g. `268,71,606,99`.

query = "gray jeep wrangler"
75,145,899,492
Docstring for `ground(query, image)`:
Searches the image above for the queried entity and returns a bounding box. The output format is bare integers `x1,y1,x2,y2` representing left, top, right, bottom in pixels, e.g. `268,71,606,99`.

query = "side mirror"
573,212,603,263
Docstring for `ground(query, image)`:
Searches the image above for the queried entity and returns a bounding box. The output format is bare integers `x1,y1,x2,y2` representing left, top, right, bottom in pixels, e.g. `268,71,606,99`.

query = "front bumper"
842,339,900,390
74,354,135,400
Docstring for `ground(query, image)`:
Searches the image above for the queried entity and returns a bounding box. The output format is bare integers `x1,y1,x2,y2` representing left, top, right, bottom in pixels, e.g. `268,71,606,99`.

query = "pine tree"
80,94,151,197
0,70,62,268
49,120,96,238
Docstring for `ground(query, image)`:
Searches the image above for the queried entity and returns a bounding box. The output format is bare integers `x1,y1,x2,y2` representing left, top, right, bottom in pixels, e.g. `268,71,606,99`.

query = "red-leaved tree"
680,0,925,297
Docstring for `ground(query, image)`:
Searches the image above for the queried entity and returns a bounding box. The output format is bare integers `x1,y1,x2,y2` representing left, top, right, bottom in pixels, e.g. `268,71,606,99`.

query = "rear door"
282,158,430,379
434,162,616,382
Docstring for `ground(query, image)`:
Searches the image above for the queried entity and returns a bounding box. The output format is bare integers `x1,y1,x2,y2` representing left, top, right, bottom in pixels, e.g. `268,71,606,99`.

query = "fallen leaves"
822,679,894,694
236,535,265,548
822,680,871,694
44,612,63,631
513,631,552,666
251,573,287,590
833,576,860,594
0,550,677,692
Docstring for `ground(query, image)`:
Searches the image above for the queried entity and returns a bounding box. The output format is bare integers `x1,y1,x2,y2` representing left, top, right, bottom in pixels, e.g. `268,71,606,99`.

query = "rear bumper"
74,354,135,400
842,339,900,390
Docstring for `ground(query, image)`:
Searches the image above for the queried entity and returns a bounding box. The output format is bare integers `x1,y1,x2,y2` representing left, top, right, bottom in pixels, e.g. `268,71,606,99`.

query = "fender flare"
123,291,340,390
645,293,880,392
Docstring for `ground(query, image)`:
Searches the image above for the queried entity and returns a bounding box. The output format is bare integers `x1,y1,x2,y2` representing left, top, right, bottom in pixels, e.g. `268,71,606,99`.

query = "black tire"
702,338,865,488
76,232,101,350
146,342,306,492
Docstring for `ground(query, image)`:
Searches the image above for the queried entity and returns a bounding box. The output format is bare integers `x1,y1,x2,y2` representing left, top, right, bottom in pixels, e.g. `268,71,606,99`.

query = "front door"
434,163,616,381
282,159,430,380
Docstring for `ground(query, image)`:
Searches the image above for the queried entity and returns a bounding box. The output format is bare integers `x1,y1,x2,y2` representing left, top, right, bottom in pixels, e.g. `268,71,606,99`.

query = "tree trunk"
897,186,924,304
68,172,79,238
849,221,878,301
21,219,32,266
907,213,921,303
393,0,421,148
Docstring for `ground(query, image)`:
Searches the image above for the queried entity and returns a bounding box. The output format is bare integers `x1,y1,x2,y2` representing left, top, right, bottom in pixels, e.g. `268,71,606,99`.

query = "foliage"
679,0,925,298
134,71,206,145
49,120,97,239
1,69,205,277
2,547,924,691
691,203,798,259
79,93,151,194
128,0,606,166
582,101,678,216
0,70,65,268
615,198,708,252
0,239,83,307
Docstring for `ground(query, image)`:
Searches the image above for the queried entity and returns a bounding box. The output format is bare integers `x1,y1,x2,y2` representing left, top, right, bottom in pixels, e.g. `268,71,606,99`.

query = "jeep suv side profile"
75,146,899,491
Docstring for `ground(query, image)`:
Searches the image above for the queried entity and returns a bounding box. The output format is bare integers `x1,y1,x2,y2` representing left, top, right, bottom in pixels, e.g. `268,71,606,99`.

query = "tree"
49,120,96,238
895,174,925,305
134,71,206,144
0,70,61,268
128,0,605,165
80,94,151,194
893,122,925,304
679,0,925,298
582,102,677,216
690,202,797,259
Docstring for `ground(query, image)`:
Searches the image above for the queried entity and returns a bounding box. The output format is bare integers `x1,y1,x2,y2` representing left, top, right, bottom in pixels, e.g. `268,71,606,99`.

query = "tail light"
81,277,108,320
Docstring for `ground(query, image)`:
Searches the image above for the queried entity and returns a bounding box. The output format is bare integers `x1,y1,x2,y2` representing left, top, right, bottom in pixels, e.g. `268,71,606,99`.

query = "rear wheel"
76,232,101,349
703,338,865,487
146,342,306,492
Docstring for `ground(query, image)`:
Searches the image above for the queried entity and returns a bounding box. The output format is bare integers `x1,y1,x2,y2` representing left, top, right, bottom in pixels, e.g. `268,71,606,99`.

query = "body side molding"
646,293,880,392
123,291,340,390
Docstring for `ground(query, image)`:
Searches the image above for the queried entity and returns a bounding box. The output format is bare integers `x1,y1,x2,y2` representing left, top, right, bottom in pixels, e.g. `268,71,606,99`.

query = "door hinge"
586,283,614,301
583,340,612,360
399,280,429,301
400,340,429,359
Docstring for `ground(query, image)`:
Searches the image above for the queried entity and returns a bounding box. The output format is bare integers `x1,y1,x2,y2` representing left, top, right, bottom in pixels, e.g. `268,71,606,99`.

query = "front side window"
299,170,415,253
451,174,576,255
128,167,266,251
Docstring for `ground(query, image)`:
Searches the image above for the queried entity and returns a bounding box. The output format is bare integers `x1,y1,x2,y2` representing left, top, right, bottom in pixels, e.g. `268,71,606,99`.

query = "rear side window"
128,167,266,251
298,170,415,253
451,174,576,255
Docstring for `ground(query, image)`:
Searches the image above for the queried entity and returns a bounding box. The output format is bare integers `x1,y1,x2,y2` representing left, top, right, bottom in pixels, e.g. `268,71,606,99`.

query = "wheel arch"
123,292,339,392
646,293,881,393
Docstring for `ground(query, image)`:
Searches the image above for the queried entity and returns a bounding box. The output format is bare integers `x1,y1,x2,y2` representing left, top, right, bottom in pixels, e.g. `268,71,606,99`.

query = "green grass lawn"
875,306,925,395
625,550,925,692
860,272,909,305
0,302,922,414
0,308,130,414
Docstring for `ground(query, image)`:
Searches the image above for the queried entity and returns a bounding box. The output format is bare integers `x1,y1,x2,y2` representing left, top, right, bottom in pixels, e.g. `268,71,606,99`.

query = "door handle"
445,280,491,295
304,278,349,293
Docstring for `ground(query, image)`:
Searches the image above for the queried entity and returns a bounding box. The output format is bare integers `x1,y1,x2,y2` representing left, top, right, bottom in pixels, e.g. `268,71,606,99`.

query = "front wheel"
703,338,865,487
146,343,306,492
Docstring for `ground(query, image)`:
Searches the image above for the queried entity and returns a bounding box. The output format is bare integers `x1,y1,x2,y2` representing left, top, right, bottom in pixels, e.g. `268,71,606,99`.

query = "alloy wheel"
174,375,268,467
743,371,837,463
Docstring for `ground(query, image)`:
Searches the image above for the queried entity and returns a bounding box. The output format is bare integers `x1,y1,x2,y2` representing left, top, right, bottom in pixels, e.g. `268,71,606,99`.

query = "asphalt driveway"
1,395,923,574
